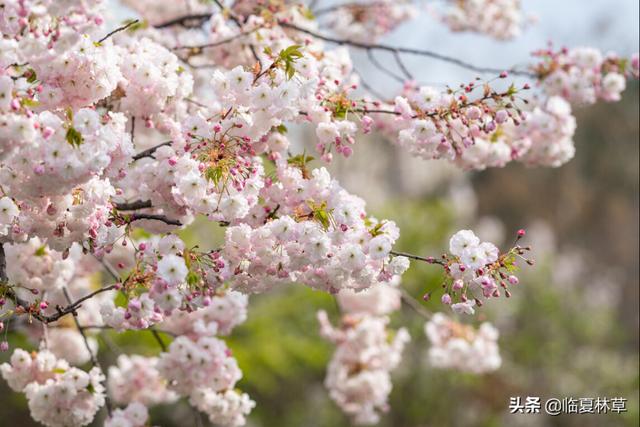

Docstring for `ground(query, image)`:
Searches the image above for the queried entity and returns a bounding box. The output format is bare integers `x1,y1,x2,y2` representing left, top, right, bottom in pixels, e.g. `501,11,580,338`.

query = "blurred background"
1,1,638,426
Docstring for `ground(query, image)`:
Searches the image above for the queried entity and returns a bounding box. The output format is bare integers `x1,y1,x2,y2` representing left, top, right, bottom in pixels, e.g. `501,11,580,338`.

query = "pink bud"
517,229,526,237
0,341,8,352
452,279,464,291
441,293,452,305
495,110,509,124
508,275,519,285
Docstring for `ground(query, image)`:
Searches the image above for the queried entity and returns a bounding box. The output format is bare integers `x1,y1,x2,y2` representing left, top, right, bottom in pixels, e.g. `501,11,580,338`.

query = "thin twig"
155,13,212,29
151,329,168,352
132,141,173,161
366,49,404,83
173,28,260,51
393,50,414,80
130,213,183,227
390,250,447,266
281,22,535,77
212,0,262,66
400,288,432,320
62,287,113,415
98,20,139,44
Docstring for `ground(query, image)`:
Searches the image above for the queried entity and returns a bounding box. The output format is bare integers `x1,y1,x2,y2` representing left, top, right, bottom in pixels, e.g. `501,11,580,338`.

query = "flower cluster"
105,402,149,427
324,0,418,42
0,1,634,426
107,354,177,406
157,336,255,426
317,279,410,425
1,349,105,427
421,229,531,315
440,0,525,40
189,388,256,427
216,162,406,294
161,290,248,338
533,47,639,104
371,80,531,170
115,36,194,119
424,313,501,373
0,349,67,392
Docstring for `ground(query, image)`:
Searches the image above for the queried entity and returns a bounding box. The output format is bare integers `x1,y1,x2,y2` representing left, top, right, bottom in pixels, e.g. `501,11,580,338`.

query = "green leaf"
186,271,200,287
205,166,224,185
287,153,314,168
65,126,84,148
20,98,40,108
26,69,37,84
301,6,315,20
278,45,304,80
275,124,288,134
34,245,47,257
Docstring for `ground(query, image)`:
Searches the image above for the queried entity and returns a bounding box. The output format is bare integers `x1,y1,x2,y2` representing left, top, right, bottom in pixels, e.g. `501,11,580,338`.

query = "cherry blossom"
0,1,635,426
425,313,501,373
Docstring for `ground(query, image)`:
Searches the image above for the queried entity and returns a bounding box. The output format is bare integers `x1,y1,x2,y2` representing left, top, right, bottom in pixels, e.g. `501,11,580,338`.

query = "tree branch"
280,22,535,78
129,213,183,227
173,28,261,51
114,200,153,211
4,284,117,325
390,250,447,266
98,19,139,44
399,288,432,320
62,287,113,415
155,13,212,29
132,141,172,161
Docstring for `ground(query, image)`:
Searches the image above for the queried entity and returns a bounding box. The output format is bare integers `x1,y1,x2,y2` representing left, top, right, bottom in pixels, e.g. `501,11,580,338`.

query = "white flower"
0,196,19,226
157,254,188,284
449,230,480,257
451,300,476,315
368,235,392,260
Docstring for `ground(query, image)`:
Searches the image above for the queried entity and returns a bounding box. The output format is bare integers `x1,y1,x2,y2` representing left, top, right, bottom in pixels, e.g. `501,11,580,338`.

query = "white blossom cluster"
105,402,150,427
425,313,501,373
441,0,524,40
107,354,178,406
537,47,638,104
1,349,105,427
318,280,410,425
157,336,255,426
325,0,418,42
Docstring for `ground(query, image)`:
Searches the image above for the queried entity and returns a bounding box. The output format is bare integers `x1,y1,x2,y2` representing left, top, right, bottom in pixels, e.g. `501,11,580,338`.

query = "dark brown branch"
98,19,139,44
130,213,183,227
155,13,212,29
4,284,117,324
114,200,153,211
0,244,7,284
151,329,168,352
132,141,172,161
390,250,447,266
280,22,535,78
